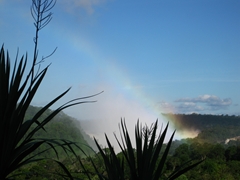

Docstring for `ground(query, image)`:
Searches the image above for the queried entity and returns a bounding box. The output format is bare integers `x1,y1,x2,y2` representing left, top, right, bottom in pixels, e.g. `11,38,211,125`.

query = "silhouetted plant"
81,119,204,180
0,0,99,179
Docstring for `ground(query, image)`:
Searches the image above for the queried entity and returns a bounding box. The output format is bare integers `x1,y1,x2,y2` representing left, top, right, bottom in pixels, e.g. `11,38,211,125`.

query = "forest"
9,108,240,179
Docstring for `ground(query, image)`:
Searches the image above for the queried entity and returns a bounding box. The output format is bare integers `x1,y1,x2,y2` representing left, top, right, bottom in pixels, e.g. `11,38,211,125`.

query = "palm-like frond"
114,119,174,180
83,119,203,180
0,46,97,179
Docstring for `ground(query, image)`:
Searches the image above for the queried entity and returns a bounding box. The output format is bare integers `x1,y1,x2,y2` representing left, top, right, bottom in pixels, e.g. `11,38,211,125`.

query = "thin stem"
30,0,56,86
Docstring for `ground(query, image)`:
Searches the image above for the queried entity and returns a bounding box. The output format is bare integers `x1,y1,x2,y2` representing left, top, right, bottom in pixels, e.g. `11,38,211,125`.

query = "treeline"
162,113,240,130
163,113,240,143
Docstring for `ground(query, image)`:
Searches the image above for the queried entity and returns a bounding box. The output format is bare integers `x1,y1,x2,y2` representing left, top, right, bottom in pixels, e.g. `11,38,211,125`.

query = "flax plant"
85,119,203,180
0,0,98,179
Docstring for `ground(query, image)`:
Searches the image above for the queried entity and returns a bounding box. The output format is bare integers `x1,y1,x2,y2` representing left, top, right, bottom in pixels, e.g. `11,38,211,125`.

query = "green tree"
225,145,237,161
207,144,225,161
174,144,191,162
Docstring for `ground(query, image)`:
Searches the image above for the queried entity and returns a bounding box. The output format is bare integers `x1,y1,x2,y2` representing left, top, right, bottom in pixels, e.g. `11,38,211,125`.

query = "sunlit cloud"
158,95,233,114
175,95,232,111
60,0,107,15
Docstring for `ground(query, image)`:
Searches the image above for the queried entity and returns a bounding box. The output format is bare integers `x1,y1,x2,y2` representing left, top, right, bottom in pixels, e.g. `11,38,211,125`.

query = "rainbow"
57,29,198,140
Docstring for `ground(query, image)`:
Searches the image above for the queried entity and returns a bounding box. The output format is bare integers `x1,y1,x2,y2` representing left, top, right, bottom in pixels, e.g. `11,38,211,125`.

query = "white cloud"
175,94,232,110
176,102,204,112
157,95,233,114
175,94,232,112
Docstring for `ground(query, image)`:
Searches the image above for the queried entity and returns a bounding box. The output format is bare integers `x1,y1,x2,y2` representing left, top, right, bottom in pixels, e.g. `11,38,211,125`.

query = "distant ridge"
163,113,240,144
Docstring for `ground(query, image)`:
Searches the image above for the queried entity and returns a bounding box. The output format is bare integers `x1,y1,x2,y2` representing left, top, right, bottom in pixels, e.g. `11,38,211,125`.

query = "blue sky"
1,0,240,140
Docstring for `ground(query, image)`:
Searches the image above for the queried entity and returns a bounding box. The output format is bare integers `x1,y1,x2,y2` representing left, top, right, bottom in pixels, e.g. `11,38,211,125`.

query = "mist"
63,85,177,150
62,85,200,150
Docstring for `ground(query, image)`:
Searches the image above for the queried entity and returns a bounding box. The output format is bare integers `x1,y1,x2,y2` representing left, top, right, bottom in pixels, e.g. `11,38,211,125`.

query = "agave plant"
0,45,98,179
0,0,100,179
82,119,203,180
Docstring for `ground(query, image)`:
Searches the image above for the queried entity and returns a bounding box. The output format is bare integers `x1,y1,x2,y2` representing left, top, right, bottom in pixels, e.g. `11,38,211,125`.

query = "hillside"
25,105,96,158
163,113,240,144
